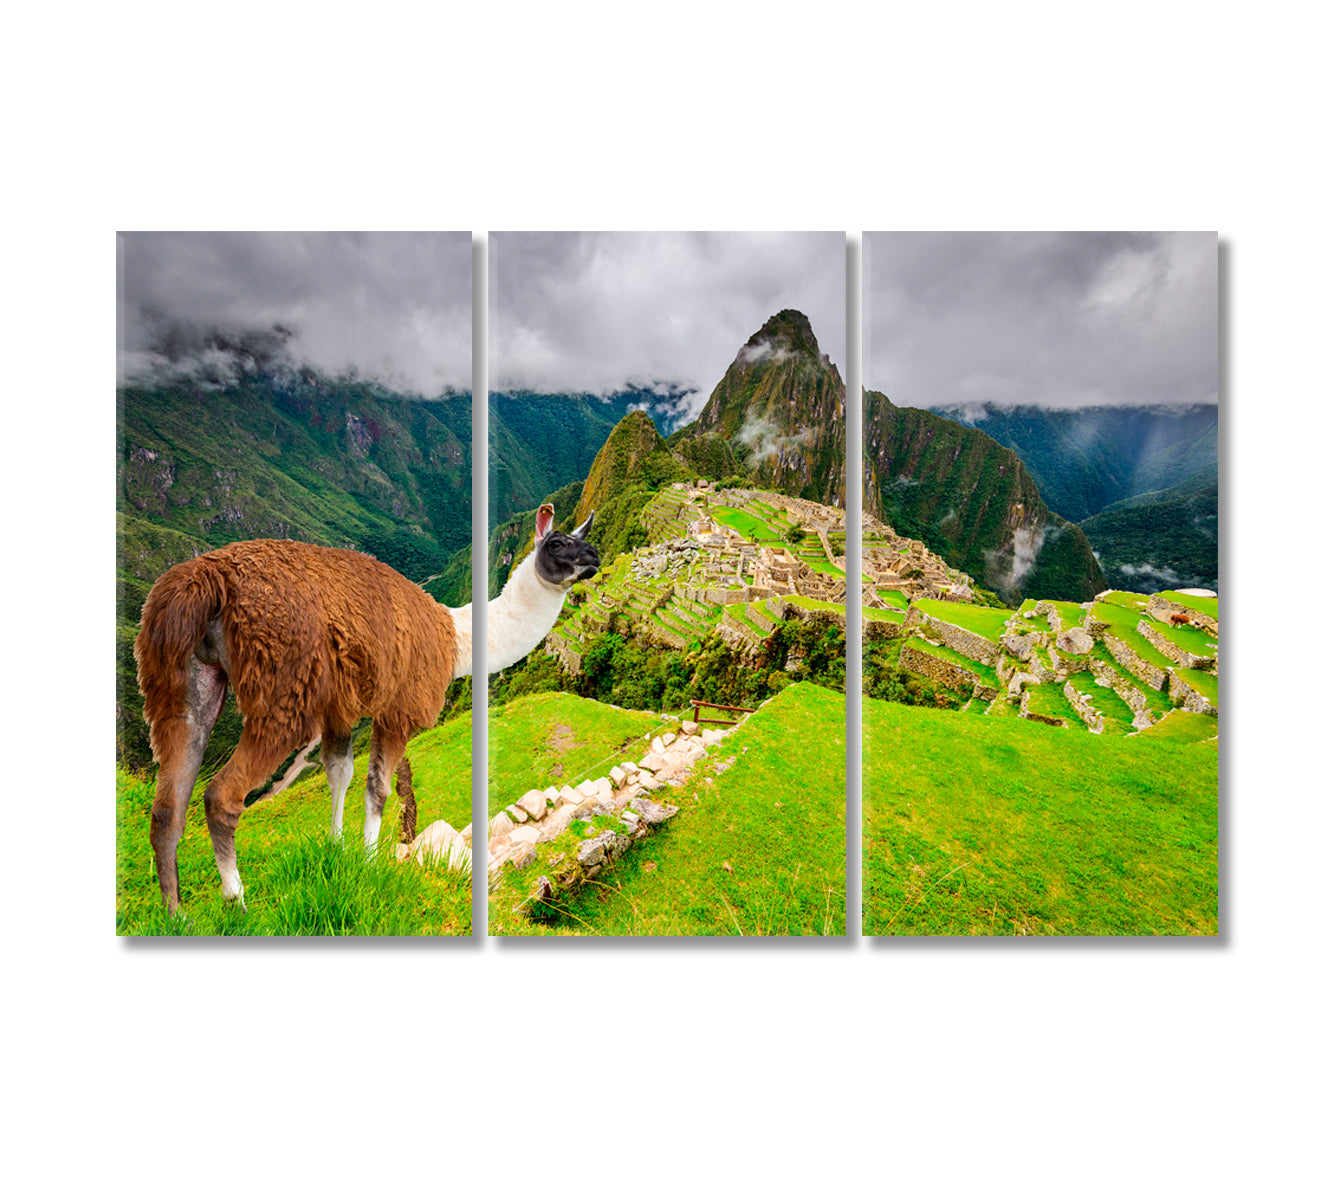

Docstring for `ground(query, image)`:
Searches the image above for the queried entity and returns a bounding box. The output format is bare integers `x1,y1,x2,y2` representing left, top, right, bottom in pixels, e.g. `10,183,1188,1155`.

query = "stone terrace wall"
1168,673,1218,716
1063,681,1105,734
1138,619,1216,671
1104,634,1170,692
899,639,980,694
919,614,999,665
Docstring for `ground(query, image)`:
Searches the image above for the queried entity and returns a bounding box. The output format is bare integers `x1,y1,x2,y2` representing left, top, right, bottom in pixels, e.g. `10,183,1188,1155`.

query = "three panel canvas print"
115,230,1217,937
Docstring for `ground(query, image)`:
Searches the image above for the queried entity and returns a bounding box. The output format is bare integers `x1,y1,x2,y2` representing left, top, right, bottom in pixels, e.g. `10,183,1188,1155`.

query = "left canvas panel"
116,232,475,935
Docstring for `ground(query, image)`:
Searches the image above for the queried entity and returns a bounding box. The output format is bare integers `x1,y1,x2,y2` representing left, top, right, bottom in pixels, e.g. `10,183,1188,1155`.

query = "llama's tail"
135,556,230,735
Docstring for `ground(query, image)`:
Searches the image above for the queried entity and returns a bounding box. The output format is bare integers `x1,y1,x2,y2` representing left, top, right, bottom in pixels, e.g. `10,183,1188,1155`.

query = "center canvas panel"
486,231,847,936
116,231,474,935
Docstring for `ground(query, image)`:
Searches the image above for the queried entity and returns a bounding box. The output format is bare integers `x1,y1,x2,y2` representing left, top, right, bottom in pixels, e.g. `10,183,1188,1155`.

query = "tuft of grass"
116,715,472,936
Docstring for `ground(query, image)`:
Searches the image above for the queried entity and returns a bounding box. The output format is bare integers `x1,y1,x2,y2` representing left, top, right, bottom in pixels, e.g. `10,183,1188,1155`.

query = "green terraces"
1092,602,1177,671
1174,667,1219,706
876,588,911,610
910,636,1002,692
914,597,1010,641
712,505,782,542
1088,644,1174,720
787,594,846,615
872,584,1218,740
1160,591,1218,622
1024,681,1083,726
1099,591,1152,613
1067,670,1138,736
1156,619,1218,659
1043,599,1091,629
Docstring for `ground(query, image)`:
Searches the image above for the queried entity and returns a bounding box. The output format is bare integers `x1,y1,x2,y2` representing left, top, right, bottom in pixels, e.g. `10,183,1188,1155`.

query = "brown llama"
134,506,597,913
1169,612,1193,628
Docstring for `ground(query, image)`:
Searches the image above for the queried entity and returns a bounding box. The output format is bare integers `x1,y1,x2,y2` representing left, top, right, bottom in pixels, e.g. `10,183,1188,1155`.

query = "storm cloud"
489,232,845,420
118,231,472,396
864,232,1217,410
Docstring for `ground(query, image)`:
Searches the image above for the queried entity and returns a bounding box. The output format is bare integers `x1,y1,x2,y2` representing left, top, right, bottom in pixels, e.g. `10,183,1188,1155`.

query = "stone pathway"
392,720,733,887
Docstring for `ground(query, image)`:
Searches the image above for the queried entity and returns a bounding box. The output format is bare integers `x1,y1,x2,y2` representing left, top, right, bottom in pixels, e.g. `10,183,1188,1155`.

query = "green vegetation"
491,684,844,936
864,390,1106,602
1161,591,1219,621
914,597,1010,641
116,716,472,935
487,692,662,818
1081,483,1218,593
671,310,846,508
933,402,1218,523
862,696,1217,935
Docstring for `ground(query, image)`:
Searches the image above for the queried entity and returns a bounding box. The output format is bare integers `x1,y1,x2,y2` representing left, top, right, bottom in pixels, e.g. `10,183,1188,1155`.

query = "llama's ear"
535,503,555,542
572,510,595,540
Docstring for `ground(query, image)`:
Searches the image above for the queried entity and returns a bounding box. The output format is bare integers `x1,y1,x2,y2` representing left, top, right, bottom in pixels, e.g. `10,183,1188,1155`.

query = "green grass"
487,691,665,817
876,588,911,609
711,506,778,542
862,697,1217,935
491,683,845,936
116,715,473,936
1160,591,1218,621
914,597,1010,641
1153,618,1218,658
1046,600,1091,628
1135,710,1218,742
1023,682,1083,726
1092,602,1176,671
907,637,1001,691
1174,667,1219,706
785,594,847,615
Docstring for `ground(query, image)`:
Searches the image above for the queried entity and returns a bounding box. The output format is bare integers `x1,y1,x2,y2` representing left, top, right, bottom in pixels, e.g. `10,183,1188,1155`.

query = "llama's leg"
363,722,411,852
203,728,294,909
321,730,355,839
148,660,227,914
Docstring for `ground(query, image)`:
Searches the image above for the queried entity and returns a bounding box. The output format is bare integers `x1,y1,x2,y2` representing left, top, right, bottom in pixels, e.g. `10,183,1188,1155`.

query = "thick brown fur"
134,539,460,911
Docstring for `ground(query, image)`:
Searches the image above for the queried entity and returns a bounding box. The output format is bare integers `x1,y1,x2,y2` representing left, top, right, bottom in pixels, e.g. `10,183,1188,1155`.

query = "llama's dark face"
535,510,600,587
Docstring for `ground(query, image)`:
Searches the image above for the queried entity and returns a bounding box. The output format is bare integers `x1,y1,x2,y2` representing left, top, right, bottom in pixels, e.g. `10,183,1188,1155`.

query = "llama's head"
534,504,600,587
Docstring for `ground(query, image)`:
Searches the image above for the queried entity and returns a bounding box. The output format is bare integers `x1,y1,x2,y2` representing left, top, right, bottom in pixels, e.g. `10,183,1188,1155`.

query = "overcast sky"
118,232,472,396
489,232,845,419
864,232,1218,411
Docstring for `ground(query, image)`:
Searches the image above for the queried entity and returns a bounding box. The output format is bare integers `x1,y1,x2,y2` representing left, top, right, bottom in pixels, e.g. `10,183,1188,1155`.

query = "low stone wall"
921,614,999,666
546,632,583,675
1063,681,1105,734
487,725,726,899
863,613,907,642
1033,600,1065,634
1147,594,1220,636
900,639,979,694
1168,672,1218,716
1089,661,1156,731
777,601,847,634
1104,634,1170,692
746,602,779,633
1138,619,1216,670
1017,689,1066,727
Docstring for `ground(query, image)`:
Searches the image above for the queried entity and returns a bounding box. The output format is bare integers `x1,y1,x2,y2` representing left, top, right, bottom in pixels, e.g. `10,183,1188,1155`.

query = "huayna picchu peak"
669,309,846,510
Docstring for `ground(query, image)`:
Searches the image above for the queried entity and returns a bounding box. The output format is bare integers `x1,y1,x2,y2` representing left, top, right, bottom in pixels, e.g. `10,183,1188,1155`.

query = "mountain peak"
740,309,822,363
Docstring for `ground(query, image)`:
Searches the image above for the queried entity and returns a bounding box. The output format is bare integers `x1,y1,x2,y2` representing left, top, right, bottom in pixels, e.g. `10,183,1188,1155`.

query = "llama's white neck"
445,553,570,679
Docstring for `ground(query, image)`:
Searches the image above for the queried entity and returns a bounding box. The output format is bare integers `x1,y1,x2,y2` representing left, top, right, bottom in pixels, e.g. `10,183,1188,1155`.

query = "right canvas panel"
861,232,1219,936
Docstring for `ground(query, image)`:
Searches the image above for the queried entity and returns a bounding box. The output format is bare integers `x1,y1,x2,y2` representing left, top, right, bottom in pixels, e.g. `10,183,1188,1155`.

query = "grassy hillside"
863,696,1216,935
489,683,845,936
117,716,472,936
